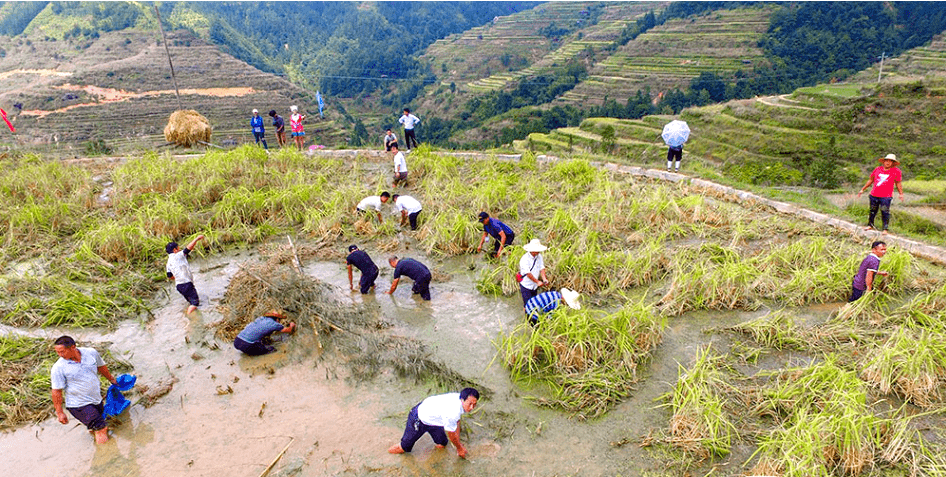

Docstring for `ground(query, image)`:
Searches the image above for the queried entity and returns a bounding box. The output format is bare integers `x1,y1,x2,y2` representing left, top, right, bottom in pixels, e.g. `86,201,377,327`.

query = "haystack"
164,110,212,147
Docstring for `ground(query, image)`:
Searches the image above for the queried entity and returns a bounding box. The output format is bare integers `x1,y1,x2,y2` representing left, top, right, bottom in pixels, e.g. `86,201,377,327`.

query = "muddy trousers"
867,195,892,230
399,404,448,452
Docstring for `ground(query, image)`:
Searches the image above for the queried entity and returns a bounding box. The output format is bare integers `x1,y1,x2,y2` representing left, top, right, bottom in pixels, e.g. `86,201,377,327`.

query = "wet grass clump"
499,299,665,418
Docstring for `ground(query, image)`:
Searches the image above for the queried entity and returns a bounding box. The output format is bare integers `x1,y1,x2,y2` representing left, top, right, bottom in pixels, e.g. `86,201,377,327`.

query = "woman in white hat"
525,287,580,325
856,153,903,234
250,109,268,150
518,238,549,305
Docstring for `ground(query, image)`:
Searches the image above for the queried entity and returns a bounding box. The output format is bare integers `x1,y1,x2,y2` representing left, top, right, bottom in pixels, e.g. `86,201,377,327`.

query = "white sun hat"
561,288,581,310
522,238,548,252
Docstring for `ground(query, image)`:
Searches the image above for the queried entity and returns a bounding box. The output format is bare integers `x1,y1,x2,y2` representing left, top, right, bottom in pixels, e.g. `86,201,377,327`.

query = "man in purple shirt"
849,241,888,302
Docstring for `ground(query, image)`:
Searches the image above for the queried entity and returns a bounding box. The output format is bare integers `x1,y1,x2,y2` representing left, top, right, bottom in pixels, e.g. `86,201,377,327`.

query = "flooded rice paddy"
1,238,806,477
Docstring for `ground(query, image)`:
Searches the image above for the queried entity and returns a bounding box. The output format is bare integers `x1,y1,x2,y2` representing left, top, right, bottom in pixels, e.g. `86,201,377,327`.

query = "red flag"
0,108,14,133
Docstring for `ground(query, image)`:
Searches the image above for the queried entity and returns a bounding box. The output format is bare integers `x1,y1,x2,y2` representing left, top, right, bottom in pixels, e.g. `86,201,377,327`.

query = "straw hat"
561,288,581,310
263,309,287,320
879,153,900,166
523,238,548,252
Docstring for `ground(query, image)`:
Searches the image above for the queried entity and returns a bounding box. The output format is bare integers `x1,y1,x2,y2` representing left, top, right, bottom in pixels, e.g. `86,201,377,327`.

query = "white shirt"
357,196,383,212
166,250,194,284
519,252,545,290
393,151,407,173
417,392,465,432
395,195,422,214
50,347,105,408
399,113,420,130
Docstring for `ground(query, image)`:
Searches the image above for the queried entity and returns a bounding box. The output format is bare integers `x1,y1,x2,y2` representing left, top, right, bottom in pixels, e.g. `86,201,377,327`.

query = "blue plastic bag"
104,374,136,418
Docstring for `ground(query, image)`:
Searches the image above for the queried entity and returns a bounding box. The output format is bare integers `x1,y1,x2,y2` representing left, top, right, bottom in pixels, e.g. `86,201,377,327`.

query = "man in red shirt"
856,153,903,235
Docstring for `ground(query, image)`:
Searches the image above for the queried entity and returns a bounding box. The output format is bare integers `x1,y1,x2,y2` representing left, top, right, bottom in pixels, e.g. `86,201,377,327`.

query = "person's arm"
896,180,904,200
447,425,467,458
865,270,875,291
97,365,117,385
400,209,408,226
476,232,488,252
496,230,507,257
185,234,205,251
376,211,383,223
538,268,549,287
857,176,873,197
386,278,400,294
347,263,354,291
51,389,68,424
280,322,296,334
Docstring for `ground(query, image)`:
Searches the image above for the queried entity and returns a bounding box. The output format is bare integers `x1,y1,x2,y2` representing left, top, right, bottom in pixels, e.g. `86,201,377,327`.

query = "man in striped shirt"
525,287,581,325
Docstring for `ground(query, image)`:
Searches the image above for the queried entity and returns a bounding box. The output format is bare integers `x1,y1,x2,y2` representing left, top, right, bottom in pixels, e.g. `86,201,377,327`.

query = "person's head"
348,244,358,253
871,240,888,257
263,310,288,323
403,108,410,114
268,110,277,118
165,242,179,254
391,144,399,152
290,105,298,113
380,191,391,203
252,109,259,116
880,153,900,169
522,238,548,257
478,212,490,225
386,129,393,135
391,194,400,203
54,335,80,360
388,256,399,267
459,387,479,412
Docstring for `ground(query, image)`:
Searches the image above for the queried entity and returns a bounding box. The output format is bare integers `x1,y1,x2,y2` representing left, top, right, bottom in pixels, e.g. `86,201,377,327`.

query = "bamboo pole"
153,5,183,111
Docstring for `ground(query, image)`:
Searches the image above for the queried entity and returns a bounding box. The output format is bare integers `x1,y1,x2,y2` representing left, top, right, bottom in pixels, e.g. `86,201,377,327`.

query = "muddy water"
1,243,808,477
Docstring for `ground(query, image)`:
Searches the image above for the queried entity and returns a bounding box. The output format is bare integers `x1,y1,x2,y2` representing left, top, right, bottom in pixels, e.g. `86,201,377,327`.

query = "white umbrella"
661,120,690,148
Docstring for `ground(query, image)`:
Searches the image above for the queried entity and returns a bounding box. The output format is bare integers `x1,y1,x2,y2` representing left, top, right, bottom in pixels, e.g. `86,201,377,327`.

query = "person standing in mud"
289,105,306,151
233,311,296,356
386,256,432,300
347,245,379,294
388,388,479,458
398,108,420,150
269,110,287,148
166,235,205,315
518,238,549,306
476,212,515,258
849,241,889,302
856,153,903,235
50,335,118,445
391,193,422,230
391,144,408,188
250,109,268,149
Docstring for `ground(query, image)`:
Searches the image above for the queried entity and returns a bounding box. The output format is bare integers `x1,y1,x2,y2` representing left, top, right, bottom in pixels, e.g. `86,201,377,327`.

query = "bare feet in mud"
388,444,405,454
186,305,197,315
94,428,109,444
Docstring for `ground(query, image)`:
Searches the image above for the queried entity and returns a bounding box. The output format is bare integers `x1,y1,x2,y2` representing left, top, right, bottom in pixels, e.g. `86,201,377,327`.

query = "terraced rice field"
558,7,775,106
422,1,661,93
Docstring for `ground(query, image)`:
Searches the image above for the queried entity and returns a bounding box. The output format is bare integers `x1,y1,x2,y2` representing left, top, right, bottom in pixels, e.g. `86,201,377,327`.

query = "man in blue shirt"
525,287,581,325
386,256,432,300
476,212,515,258
346,244,379,294
233,311,296,356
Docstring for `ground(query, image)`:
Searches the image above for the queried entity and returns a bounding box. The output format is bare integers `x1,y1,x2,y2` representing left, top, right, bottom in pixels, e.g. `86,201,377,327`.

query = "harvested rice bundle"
164,110,211,147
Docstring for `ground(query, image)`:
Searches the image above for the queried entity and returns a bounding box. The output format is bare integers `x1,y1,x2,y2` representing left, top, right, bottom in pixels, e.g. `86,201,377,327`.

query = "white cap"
290,105,298,112
252,109,258,114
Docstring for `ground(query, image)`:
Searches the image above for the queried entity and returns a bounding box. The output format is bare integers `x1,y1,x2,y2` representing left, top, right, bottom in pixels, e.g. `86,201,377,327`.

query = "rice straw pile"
164,110,212,147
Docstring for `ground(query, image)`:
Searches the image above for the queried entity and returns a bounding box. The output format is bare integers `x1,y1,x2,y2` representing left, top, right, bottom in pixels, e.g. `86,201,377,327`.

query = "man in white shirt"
391,194,422,230
50,335,118,444
391,144,408,187
165,234,205,315
389,388,479,458
519,238,549,306
398,108,420,150
357,191,390,223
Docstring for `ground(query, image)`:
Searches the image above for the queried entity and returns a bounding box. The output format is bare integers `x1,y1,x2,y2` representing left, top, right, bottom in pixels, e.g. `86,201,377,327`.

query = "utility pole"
877,51,886,83
154,5,183,111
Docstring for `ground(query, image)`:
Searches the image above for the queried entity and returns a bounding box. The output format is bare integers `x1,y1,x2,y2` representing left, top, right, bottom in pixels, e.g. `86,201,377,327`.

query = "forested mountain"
3,1,946,150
